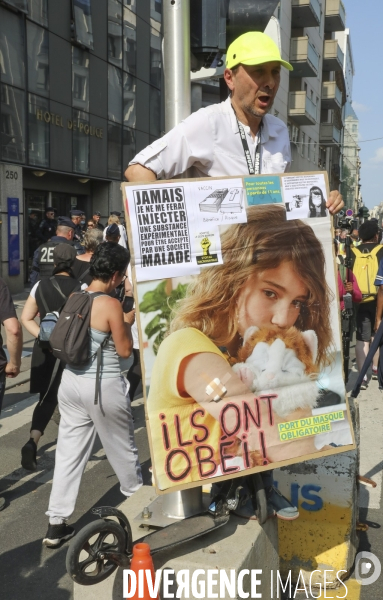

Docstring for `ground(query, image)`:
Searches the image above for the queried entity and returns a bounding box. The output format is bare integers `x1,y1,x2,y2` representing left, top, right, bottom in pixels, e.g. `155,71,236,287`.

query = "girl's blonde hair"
170,204,333,368
108,214,120,225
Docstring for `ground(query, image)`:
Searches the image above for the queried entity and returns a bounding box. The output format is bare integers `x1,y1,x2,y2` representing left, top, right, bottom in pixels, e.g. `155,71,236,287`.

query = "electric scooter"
66,474,267,586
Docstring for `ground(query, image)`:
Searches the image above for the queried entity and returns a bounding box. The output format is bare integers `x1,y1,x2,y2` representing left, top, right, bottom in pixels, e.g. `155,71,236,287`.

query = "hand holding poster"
122,172,354,493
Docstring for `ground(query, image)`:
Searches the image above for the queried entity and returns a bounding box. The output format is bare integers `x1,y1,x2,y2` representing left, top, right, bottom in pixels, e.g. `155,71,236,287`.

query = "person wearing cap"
30,217,85,285
36,207,57,244
92,211,104,231
70,209,84,243
103,214,128,249
125,31,343,214
21,244,82,471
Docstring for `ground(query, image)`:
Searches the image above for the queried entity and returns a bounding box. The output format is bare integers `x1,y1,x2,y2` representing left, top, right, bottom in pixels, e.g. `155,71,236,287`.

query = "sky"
345,1,383,208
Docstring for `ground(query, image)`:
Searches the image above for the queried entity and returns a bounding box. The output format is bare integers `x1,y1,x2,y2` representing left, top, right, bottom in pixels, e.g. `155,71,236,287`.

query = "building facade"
0,0,163,292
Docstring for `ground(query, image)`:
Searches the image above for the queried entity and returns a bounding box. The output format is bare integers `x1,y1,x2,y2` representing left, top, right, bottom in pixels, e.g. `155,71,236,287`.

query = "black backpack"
49,291,110,404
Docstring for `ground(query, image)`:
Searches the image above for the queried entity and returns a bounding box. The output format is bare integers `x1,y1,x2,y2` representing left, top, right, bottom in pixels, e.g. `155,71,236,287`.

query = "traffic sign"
346,209,354,217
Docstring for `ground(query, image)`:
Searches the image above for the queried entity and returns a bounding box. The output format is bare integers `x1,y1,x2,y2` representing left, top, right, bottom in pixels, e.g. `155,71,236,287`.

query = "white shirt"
129,97,291,178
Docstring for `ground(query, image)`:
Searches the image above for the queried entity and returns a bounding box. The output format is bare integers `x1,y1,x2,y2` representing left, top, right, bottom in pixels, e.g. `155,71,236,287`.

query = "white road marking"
0,395,38,438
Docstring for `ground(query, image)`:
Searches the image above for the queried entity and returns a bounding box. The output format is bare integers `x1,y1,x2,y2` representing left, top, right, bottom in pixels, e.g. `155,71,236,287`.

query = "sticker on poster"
281,173,328,220
195,228,223,267
124,183,200,281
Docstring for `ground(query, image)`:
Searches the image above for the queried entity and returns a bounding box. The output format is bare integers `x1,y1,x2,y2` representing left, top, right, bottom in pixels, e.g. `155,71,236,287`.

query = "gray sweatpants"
46,369,142,523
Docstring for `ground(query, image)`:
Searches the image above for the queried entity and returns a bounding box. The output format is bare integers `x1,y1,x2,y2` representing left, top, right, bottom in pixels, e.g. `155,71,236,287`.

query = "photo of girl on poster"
146,204,353,491
307,186,328,218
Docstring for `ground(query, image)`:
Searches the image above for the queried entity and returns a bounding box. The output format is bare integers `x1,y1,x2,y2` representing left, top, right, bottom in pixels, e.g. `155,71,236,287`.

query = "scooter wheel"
66,519,127,586
253,474,268,525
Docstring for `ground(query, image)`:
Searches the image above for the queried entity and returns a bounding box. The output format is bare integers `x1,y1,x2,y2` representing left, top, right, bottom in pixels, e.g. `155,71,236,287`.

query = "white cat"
232,326,319,418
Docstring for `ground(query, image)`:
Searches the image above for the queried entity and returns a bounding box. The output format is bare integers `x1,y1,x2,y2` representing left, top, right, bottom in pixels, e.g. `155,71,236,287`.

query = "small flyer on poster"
281,173,328,220
244,175,283,206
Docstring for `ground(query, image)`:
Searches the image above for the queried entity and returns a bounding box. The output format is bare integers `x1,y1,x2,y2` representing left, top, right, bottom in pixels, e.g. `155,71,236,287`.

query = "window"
108,0,123,68
123,0,136,12
2,0,28,12
27,21,49,97
73,109,90,174
108,121,121,179
301,132,305,157
123,126,135,171
308,137,311,160
0,8,25,89
1,84,26,162
72,46,89,111
313,142,317,164
28,93,49,166
123,72,135,127
151,0,161,22
150,86,161,137
72,0,94,50
28,0,48,27
150,23,161,88
123,6,136,75
108,64,122,123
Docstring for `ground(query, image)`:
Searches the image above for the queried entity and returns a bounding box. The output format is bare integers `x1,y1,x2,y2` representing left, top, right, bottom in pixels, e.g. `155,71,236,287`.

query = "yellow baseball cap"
226,32,293,71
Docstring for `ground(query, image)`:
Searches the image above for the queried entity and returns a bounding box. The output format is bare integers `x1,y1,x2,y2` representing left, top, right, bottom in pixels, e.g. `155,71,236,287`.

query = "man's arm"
125,164,157,183
3,317,22,378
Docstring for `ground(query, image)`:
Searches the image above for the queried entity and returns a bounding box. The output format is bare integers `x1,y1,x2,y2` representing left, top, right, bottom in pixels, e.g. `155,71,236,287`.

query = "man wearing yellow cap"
126,31,343,213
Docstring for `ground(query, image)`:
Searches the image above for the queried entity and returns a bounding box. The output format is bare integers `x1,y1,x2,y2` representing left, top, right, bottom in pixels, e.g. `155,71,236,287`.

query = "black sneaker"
21,439,37,471
266,486,300,521
43,523,75,548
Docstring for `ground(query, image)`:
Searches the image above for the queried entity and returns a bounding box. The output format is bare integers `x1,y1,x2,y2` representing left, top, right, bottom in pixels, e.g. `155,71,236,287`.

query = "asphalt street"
0,291,382,600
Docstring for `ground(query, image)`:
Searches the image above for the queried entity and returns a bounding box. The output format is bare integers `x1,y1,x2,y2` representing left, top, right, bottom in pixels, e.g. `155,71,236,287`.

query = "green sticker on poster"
245,176,282,205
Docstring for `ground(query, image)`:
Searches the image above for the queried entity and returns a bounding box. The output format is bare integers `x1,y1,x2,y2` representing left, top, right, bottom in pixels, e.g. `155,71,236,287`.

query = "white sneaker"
360,377,368,390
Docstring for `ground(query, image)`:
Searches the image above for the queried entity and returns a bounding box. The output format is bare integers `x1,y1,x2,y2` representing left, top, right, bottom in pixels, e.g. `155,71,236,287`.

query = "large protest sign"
122,172,355,494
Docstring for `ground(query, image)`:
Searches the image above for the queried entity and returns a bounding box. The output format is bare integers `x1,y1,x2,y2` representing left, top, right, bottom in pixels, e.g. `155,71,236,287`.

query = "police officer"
70,209,84,243
30,217,84,284
92,211,104,231
36,208,57,244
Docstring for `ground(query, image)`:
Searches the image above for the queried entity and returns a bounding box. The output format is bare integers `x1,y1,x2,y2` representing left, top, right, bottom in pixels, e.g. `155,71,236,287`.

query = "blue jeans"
0,369,6,416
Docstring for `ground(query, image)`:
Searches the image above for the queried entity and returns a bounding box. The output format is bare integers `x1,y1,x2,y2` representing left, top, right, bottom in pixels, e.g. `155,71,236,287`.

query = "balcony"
290,37,320,77
288,91,317,125
291,0,321,28
325,0,346,32
321,81,342,110
320,123,341,145
323,39,344,71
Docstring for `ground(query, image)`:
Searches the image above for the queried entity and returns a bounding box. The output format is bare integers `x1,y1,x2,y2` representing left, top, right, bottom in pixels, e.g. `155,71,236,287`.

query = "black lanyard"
232,106,262,175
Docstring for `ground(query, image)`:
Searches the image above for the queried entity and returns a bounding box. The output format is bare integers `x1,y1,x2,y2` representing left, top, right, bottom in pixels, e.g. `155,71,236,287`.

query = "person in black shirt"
0,278,22,510
30,217,84,285
20,244,81,471
92,211,104,231
70,209,84,243
36,208,57,244
71,228,103,286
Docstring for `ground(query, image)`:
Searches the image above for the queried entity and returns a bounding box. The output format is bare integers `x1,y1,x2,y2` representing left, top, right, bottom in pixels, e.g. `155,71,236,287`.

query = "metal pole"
161,0,203,519
163,0,191,132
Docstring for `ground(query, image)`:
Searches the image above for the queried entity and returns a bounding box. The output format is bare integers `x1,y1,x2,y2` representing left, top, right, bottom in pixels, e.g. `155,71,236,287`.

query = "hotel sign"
36,109,103,138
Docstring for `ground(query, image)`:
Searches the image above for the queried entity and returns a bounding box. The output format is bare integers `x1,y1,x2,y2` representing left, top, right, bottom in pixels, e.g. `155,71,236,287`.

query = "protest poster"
122,172,355,494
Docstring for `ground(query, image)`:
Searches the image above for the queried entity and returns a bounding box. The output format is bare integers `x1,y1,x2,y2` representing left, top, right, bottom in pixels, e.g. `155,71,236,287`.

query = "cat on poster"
122,176,354,493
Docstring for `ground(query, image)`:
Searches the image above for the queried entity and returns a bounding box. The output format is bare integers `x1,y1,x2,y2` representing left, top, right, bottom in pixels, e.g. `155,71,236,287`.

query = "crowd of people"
0,214,143,545
1,31,350,548
335,218,383,389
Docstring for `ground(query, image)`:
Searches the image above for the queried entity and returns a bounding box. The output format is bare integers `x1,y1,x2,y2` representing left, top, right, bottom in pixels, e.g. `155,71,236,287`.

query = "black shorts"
356,301,377,342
